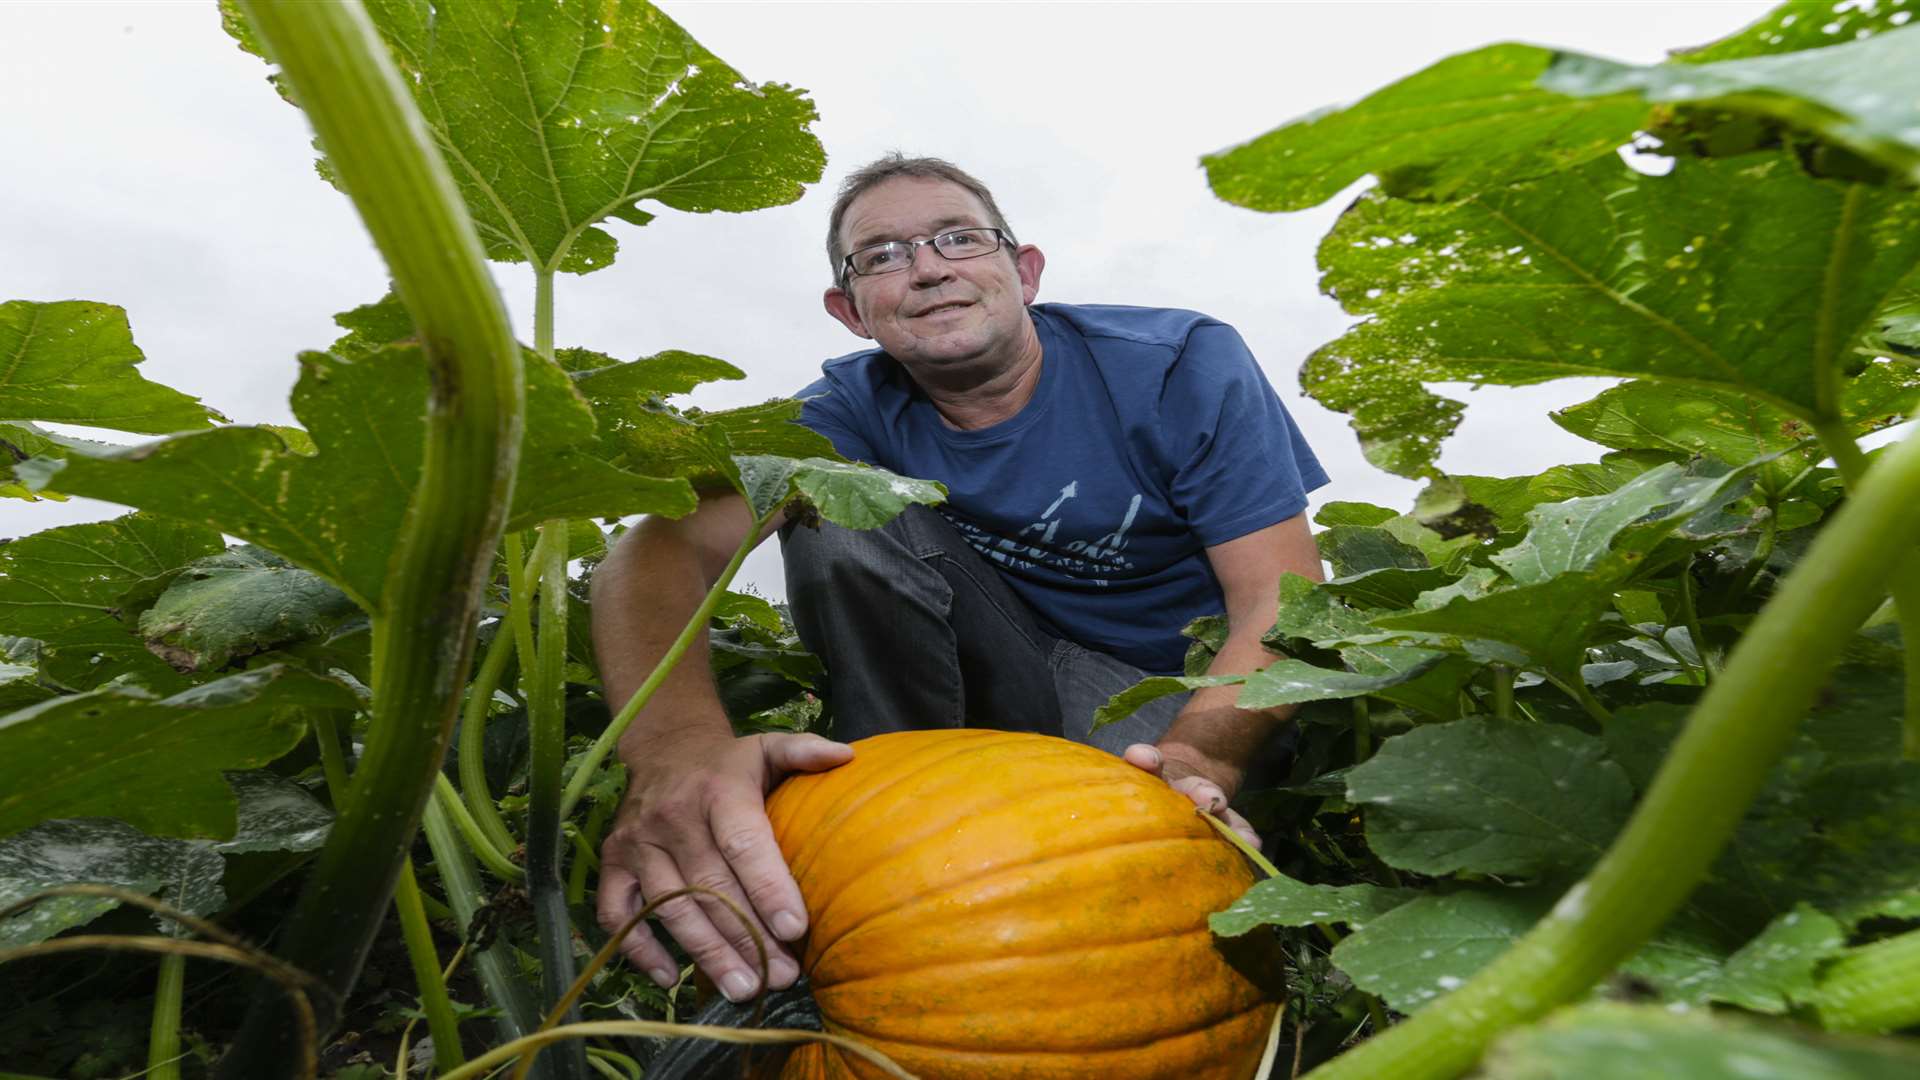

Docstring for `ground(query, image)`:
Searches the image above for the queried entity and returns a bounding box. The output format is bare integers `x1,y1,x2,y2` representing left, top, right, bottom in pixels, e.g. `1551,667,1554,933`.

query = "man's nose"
906,244,952,284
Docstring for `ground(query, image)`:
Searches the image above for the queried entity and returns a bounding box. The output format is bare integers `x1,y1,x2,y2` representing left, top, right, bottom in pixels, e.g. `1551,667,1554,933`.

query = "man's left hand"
1122,742,1261,850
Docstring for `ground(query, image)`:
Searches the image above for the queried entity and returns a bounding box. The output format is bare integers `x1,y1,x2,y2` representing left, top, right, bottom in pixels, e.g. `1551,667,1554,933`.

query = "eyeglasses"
841,227,1009,282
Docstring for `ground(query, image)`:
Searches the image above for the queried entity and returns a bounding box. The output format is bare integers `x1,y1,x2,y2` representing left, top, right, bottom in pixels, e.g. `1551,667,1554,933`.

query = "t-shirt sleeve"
1159,322,1330,546
794,375,881,464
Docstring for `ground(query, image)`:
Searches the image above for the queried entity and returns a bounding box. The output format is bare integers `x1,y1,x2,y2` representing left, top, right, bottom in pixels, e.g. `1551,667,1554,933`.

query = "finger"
632,843,774,1001
668,842,800,999
710,793,810,946
1171,775,1229,815
1221,806,1263,851
1121,743,1163,776
759,732,853,782
594,862,682,987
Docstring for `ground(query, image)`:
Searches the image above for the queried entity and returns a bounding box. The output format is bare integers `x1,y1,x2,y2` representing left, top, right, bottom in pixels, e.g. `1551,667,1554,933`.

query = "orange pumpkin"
764,729,1278,1079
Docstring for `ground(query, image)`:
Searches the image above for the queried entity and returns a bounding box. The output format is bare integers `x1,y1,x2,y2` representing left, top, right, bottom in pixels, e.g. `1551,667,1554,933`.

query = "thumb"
758,732,854,783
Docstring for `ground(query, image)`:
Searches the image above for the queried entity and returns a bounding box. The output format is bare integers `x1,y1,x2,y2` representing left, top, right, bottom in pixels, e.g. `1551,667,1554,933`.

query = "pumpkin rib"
805,778,1207,937
810,833,1232,972
817,924,1228,989
783,732,1045,883
819,994,1275,1056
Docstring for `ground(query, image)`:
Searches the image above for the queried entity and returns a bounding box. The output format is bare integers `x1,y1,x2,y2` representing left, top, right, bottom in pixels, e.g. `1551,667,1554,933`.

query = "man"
592,155,1328,1006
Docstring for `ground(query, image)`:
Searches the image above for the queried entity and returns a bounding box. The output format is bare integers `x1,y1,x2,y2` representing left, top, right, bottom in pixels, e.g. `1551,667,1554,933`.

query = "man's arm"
591,494,849,1000
1123,512,1324,844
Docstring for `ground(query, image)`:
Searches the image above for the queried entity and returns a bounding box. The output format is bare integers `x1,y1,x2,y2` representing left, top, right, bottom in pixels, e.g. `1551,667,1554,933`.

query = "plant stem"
1813,418,1920,761
147,953,185,1080
1490,666,1514,723
434,773,523,882
567,798,612,906
220,2,522,1071
559,509,764,818
311,709,352,803
1546,671,1613,727
1351,698,1373,761
422,798,549,1078
1677,562,1715,684
525,520,588,1080
1811,925,1920,1033
394,859,466,1072
535,269,555,358
459,624,520,857
1304,422,1920,1080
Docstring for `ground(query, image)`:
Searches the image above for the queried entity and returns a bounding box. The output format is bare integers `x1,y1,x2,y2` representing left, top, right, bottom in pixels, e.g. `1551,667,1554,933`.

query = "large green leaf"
1481,1003,1920,1080
1347,718,1634,878
0,666,352,840
1490,461,1751,586
0,818,224,947
1552,367,1919,492
137,547,357,674
0,514,224,693
1307,151,1920,476
1331,887,1728,1015
1210,876,1420,937
738,456,946,528
0,301,221,435
1544,27,1920,183
1683,2,1920,63
226,0,823,275
1368,558,1631,677
1204,45,1646,212
1697,904,1848,1014
20,339,696,612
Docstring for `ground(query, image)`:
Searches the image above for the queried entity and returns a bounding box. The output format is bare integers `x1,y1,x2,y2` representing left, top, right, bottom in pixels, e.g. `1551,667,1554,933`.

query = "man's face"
824,177,1044,379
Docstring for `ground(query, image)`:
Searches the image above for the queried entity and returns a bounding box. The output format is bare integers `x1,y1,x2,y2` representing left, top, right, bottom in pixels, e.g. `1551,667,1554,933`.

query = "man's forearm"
590,513,741,767
1157,631,1296,796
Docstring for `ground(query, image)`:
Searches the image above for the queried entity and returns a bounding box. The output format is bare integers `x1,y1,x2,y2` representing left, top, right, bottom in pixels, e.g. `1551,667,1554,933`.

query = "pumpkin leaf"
1543,27,1920,183
1316,525,1430,577
1210,876,1421,937
785,457,946,529
0,666,352,840
1305,151,1920,477
214,770,333,855
137,547,358,674
1332,887,1728,1015
1489,461,1751,586
0,818,225,946
1203,45,1646,212
225,0,824,275
1697,904,1848,1014
1368,559,1632,677
0,514,224,694
1480,1003,1920,1080
0,300,222,435
1349,718,1635,879
1682,2,1920,63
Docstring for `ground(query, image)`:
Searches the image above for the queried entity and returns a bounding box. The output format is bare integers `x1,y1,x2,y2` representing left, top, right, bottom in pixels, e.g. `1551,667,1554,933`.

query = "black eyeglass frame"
838,227,1013,286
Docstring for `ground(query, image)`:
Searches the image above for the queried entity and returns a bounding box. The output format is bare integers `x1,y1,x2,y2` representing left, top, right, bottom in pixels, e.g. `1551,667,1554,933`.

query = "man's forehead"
842,177,993,247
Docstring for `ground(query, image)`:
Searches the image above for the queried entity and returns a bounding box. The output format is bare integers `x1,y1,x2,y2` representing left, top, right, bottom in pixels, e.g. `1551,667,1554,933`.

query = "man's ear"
823,287,871,339
1015,245,1046,305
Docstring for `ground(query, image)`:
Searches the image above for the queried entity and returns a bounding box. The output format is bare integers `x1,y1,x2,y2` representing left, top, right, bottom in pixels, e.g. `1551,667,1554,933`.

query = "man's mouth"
911,301,971,318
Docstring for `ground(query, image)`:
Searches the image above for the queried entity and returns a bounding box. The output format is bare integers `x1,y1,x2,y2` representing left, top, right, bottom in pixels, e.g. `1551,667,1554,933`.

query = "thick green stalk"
1812,926,1920,1033
147,953,185,1080
1490,665,1515,723
567,800,612,906
1352,698,1373,761
525,520,588,1080
1305,422,1920,1080
394,860,465,1072
459,625,521,856
559,512,764,817
1813,419,1920,760
422,799,550,1079
220,1,522,1072
1677,564,1715,683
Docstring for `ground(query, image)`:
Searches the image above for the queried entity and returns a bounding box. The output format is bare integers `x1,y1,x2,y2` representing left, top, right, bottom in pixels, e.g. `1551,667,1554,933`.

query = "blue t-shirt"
794,303,1329,675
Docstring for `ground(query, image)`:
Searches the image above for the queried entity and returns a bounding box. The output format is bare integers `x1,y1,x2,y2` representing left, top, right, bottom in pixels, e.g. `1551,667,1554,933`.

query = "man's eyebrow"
848,215,984,250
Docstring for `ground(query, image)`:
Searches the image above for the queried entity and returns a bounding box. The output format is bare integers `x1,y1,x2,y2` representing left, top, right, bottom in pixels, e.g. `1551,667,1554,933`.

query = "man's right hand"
595,730,852,1001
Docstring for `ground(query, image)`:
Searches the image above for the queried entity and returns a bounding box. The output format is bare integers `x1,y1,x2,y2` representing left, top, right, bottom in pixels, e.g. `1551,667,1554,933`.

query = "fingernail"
648,966,677,988
773,910,806,940
721,971,758,1002
1145,747,1162,766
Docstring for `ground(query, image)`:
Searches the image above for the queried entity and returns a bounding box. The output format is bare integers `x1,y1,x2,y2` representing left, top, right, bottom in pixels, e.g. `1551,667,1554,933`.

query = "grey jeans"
780,504,1187,753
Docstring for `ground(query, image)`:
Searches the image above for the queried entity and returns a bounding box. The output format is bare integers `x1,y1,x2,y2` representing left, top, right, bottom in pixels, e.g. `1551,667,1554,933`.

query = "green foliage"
138,546,358,673
222,0,825,276
0,301,223,435
1480,1003,1920,1079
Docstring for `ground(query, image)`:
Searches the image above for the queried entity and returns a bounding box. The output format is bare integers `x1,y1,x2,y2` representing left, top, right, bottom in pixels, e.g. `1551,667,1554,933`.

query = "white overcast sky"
2,0,1779,597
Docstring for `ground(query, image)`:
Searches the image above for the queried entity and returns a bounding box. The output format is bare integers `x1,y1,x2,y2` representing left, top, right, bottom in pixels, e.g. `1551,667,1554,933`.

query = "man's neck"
919,320,1046,432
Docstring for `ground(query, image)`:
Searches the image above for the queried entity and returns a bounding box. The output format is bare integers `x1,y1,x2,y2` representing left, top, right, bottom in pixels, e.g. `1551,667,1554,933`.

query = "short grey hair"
825,154,1019,285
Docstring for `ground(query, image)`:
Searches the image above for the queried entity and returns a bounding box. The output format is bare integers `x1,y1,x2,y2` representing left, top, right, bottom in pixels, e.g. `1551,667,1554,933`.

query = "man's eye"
943,232,980,248
861,247,898,269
